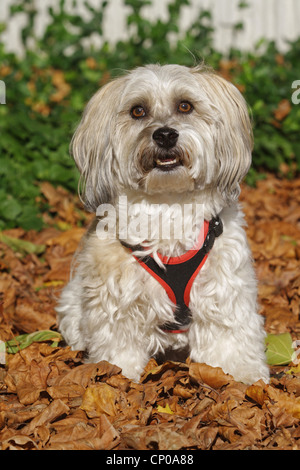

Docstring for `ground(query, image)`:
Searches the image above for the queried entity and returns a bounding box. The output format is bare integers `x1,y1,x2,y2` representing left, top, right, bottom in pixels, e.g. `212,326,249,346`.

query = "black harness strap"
121,217,223,333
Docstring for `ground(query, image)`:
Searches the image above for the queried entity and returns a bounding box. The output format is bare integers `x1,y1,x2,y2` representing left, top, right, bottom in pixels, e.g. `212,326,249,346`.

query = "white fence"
1,0,300,55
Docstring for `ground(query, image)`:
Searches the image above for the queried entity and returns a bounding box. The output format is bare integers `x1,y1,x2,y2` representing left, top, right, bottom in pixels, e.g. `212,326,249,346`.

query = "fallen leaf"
189,363,234,388
156,404,174,415
1,174,300,450
0,232,45,256
121,424,193,450
20,399,70,435
286,363,300,376
246,383,268,406
266,385,300,419
1,434,39,450
80,383,118,417
5,330,62,354
265,333,295,365
273,99,291,121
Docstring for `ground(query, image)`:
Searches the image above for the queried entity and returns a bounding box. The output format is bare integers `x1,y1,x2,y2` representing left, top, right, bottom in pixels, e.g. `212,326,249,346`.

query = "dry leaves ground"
0,175,300,451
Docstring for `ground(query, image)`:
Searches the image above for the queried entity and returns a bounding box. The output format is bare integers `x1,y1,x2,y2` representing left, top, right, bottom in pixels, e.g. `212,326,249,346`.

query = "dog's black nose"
152,127,179,149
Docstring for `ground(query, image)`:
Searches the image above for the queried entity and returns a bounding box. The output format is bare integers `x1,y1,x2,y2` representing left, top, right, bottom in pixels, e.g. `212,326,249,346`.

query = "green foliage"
0,0,299,230
265,333,295,366
230,40,300,178
5,330,63,354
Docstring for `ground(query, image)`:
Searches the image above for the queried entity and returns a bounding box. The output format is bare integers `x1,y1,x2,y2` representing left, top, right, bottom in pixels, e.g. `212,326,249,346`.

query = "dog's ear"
70,76,125,211
193,67,253,202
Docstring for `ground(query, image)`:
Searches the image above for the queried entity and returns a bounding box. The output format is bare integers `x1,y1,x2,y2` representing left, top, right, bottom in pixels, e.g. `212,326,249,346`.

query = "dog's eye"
131,106,146,119
178,102,193,114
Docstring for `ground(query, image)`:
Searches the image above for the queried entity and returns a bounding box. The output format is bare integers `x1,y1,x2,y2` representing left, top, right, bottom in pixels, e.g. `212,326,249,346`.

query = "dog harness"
121,217,223,333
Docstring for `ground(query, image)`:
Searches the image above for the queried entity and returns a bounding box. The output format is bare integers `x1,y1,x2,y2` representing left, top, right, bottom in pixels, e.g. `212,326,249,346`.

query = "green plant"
232,40,300,178
0,0,299,230
0,0,219,230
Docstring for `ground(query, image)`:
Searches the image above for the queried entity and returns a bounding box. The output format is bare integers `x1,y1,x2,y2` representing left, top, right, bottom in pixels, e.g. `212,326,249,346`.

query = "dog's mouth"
140,148,194,193
140,148,185,175
154,155,182,171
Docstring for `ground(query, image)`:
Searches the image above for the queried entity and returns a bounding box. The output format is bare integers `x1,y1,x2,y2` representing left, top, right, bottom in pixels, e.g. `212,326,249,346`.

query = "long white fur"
56,64,270,384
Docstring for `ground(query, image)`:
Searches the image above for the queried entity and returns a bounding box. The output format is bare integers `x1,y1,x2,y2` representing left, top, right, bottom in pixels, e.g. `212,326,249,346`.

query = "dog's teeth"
157,158,177,166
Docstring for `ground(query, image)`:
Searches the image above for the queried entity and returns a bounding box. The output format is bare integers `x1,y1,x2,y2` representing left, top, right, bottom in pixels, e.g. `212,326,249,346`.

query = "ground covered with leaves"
0,175,300,450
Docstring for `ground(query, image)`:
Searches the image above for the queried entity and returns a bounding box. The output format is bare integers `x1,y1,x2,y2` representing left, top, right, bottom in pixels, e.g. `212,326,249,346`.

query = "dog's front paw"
107,351,149,383
117,359,145,383
190,344,270,385
229,362,270,385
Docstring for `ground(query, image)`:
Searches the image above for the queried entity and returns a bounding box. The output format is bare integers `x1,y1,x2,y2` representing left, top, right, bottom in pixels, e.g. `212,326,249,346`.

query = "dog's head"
71,64,253,211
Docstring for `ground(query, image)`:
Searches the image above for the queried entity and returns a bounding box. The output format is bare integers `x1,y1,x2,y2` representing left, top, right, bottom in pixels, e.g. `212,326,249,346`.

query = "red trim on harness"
121,217,223,335
133,257,177,305
161,328,189,334
156,220,209,265
132,220,209,308
183,252,208,306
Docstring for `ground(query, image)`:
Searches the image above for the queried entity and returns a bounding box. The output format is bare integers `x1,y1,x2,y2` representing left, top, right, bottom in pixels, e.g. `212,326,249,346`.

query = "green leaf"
0,198,22,220
265,333,295,366
15,206,44,231
5,330,63,354
0,232,45,255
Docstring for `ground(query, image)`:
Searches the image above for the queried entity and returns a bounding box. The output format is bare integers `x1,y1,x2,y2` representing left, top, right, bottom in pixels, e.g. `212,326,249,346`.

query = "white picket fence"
1,0,300,55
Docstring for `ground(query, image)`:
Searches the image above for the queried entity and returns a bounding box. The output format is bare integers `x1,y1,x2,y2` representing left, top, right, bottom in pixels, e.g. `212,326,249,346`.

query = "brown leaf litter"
0,175,300,450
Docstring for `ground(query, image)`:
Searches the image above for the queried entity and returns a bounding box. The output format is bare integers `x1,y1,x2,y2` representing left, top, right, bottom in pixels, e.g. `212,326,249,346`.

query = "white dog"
57,64,269,384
